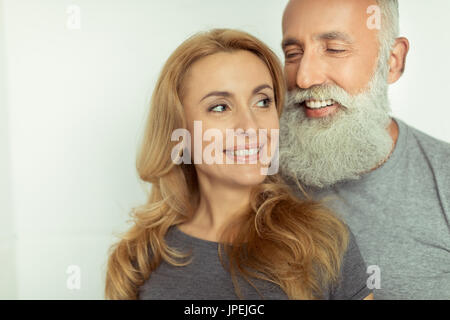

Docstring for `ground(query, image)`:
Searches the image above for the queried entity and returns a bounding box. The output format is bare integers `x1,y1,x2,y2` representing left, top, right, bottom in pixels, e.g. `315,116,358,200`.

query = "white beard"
279,59,394,189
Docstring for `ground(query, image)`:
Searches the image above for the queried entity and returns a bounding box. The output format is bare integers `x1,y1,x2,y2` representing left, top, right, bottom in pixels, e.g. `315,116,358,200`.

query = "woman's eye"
209,104,228,112
256,98,273,108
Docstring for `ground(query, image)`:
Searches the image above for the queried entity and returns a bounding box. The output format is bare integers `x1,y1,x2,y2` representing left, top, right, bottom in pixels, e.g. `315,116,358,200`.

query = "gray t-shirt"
285,118,450,299
139,225,372,300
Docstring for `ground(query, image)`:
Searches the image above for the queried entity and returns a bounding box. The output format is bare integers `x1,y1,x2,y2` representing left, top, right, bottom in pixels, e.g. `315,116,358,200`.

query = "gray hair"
376,0,400,71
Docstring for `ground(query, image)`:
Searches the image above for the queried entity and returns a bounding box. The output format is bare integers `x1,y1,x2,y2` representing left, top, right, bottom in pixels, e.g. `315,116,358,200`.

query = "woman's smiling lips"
223,143,265,163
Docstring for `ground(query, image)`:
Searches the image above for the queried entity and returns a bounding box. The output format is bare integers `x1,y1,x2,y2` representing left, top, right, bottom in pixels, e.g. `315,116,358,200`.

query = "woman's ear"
387,37,410,84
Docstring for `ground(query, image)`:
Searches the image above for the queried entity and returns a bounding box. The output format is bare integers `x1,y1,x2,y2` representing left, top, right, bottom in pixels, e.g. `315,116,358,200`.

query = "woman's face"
181,50,280,188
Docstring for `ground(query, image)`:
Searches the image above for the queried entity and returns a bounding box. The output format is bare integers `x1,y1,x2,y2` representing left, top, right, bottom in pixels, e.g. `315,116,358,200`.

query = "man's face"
279,0,395,188
282,0,380,118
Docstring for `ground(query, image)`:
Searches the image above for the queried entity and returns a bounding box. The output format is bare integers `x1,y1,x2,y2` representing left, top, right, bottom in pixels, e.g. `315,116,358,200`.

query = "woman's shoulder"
327,228,373,300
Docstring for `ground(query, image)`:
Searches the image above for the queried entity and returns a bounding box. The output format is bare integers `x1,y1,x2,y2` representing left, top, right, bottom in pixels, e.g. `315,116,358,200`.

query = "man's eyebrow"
314,31,354,43
200,84,273,102
281,37,301,50
281,32,354,50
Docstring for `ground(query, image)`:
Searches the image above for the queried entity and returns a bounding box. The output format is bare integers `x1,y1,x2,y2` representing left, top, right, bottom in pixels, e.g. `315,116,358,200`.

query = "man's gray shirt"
285,118,450,299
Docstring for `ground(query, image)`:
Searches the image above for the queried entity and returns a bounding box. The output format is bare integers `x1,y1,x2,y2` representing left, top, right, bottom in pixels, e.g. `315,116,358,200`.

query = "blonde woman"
105,29,373,300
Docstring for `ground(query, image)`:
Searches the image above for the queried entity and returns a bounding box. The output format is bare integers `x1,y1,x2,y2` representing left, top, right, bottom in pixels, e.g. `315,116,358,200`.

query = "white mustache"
287,84,354,110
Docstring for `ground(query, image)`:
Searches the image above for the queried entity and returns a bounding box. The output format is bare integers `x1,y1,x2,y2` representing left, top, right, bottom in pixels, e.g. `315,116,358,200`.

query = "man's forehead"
282,0,377,35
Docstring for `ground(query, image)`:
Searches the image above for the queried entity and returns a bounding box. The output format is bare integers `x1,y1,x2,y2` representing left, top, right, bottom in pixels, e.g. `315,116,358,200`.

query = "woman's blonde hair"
104,28,349,300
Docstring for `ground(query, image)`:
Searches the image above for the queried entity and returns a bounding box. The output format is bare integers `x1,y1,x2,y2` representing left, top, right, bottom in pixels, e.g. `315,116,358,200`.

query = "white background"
0,0,449,299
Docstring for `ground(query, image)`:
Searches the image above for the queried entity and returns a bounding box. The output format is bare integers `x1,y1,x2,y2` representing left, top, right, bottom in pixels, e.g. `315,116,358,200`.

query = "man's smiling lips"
300,99,340,118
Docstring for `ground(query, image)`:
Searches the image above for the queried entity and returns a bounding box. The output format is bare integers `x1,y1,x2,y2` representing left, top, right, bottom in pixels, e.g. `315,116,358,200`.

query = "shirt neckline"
359,117,408,182
171,225,220,248
329,117,409,188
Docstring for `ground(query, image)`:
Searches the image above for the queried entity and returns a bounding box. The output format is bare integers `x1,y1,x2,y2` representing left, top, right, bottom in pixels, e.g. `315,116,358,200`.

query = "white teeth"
232,148,259,156
305,99,335,109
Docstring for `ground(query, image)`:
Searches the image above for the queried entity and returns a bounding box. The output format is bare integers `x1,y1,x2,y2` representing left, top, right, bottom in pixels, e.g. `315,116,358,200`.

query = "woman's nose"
235,107,259,133
232,109,260,145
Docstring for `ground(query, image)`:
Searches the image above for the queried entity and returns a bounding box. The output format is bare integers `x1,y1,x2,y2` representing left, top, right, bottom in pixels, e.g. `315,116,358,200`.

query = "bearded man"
279,0,450,299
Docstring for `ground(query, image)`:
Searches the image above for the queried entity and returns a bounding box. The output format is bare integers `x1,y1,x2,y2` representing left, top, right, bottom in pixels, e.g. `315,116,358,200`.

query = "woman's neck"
179,173,252,242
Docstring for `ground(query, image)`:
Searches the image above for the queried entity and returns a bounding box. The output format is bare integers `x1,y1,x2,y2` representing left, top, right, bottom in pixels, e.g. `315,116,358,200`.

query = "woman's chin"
225,166,268,187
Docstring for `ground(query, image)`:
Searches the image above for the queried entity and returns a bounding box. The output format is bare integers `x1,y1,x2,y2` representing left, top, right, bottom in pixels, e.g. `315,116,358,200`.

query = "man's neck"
370,118,399,172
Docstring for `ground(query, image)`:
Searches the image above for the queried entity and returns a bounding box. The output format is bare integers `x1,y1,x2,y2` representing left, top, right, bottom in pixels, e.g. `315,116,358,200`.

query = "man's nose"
296,49,327,89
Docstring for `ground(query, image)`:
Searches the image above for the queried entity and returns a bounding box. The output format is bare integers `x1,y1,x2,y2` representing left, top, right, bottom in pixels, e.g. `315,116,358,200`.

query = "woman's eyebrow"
199,84,273,102
200,91,231,102
253,84,273,94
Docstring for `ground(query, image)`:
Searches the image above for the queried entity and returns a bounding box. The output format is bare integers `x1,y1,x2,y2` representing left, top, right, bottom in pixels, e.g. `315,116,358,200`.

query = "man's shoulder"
400,120,450,210
400,119,450,162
